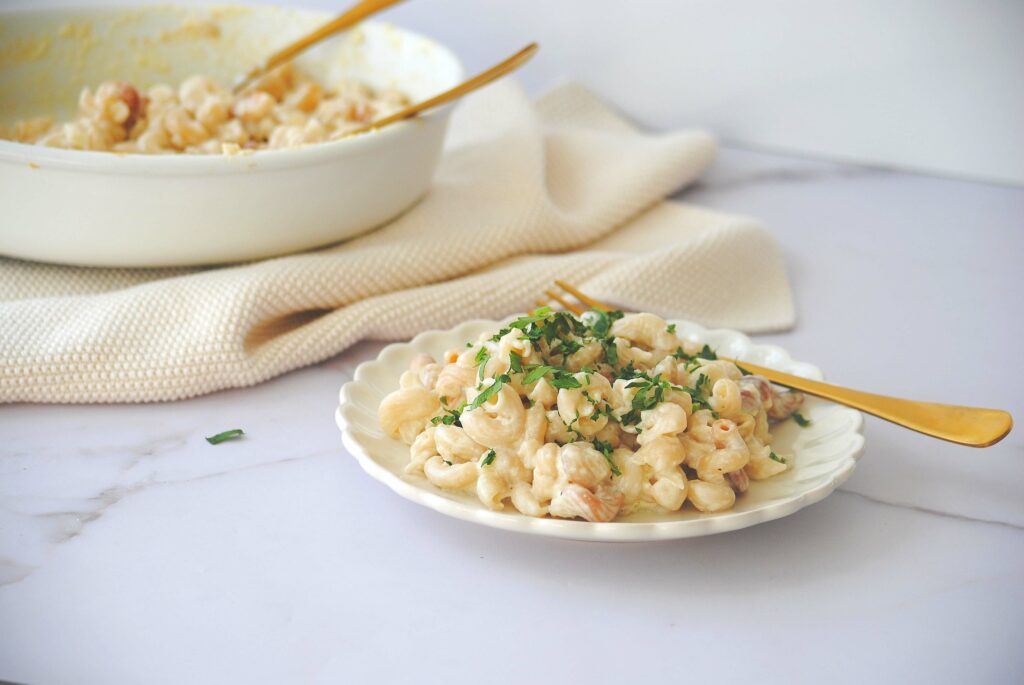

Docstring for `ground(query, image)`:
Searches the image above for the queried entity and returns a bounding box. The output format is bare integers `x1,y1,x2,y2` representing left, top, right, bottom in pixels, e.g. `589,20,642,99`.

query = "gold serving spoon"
341,42,538,137
234,0,407,93
544,280,1013,448
232,0,537,137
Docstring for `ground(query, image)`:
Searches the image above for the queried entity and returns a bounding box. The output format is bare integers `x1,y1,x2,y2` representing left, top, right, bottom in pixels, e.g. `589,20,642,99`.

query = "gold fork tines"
542,281,1013,448
538,281,607,315
543,288,582,315
553,280,608,312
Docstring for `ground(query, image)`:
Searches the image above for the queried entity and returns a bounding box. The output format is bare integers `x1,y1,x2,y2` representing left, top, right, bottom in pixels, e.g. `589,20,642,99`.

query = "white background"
11,0,1024,184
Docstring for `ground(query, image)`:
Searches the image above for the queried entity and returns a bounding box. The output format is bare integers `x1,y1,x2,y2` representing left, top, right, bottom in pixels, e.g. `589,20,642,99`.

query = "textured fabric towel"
0,82,794,403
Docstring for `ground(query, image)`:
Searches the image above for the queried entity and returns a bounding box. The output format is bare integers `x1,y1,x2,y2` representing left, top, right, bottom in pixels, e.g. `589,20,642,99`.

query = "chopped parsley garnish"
549,372,582,389
592,439,621,476
769,451,786,464
590,401,610,419
695,373,711,398
507,306,552,330
566,410,584,441
205,428,244,445
520,365,582,389
734,363,753,376
522,365,556,385
545,312,588,344
463,308,725,435
791,411,811,427
474,346,491,381
618,372,691,425
616,361,640,380
582,308,622,338
697,344,718,360
467,375,510,410
480,449,496,467
601,338,619,366
431,400,467,426
552,338,583,356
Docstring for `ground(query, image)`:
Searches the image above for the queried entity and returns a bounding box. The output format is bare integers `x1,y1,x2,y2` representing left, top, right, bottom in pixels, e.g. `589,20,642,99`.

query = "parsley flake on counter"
205,429,244,445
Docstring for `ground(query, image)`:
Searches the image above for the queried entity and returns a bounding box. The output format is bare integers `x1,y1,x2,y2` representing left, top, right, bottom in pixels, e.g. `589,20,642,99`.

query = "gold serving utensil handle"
341,42,539,137
721,359,1012,448
546,279,1013,448
234,0,406,93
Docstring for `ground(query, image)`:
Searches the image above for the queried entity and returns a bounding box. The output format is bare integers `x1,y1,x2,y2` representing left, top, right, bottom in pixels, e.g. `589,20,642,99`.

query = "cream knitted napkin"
0,81,793,404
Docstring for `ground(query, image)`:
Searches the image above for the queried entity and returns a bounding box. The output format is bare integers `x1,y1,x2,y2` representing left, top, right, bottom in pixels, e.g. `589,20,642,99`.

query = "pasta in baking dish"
378,308,807,522
2,63,408,154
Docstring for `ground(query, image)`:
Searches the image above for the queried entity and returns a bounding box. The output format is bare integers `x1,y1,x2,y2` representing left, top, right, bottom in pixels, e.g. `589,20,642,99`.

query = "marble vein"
838,488,1024,533
696,158,888,194
0,448,338,586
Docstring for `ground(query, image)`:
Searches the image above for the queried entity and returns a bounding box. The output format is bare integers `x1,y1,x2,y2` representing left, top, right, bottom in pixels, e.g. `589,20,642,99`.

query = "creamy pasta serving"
378,309,807,522
2,63,408,154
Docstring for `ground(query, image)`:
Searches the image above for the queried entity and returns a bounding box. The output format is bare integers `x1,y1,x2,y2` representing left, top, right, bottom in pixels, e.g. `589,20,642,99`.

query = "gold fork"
539,280,1013,448
234,0,405,93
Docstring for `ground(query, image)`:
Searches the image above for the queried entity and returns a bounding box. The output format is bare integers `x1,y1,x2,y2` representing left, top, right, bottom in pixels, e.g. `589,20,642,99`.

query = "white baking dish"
0,4,464,267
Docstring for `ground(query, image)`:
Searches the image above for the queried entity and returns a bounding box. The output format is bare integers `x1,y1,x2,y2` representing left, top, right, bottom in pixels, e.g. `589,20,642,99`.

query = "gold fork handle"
235,0,406,93
733,359,1013,447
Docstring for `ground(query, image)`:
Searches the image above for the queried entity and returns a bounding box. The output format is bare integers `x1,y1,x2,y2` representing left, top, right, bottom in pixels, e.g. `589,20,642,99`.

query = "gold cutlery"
233,0,538,138
341,43,538,137
542,280,1013,448
234,0,406,93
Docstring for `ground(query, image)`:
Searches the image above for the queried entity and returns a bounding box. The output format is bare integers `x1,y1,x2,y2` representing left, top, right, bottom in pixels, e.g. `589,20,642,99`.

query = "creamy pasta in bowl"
337,312,865,541
3,64,410,155
0,5,462,267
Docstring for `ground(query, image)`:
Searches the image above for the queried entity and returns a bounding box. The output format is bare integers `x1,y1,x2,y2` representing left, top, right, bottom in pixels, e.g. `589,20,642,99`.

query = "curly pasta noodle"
2,63,408,154
379,308,806,522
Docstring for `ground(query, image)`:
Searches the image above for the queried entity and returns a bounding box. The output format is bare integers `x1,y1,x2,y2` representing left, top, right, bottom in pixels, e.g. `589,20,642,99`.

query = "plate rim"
336,318,866,542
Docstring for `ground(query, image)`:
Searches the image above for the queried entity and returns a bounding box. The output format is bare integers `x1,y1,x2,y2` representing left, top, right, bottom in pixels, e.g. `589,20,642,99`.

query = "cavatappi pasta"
378,309,807,522
1,63,408,154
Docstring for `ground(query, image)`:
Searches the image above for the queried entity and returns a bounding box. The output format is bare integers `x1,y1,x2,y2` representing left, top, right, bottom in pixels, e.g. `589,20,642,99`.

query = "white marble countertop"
1,147,1022,684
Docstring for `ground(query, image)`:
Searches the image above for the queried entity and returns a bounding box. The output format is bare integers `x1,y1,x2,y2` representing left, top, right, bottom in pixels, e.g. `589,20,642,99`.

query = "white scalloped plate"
336,319,865,542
